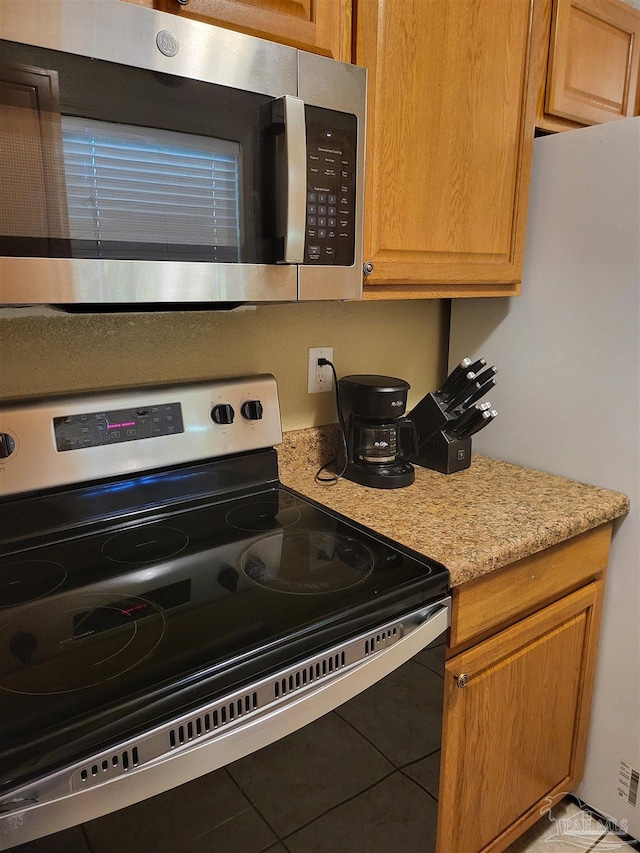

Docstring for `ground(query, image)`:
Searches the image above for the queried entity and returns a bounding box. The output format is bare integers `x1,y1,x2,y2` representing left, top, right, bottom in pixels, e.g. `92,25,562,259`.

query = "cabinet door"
546,0,640,125
437,582,604,853
124,0,352,62
355,0,539,298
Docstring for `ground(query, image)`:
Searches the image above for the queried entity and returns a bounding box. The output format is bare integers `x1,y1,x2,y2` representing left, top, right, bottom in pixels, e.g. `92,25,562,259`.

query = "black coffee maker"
336,375,418,489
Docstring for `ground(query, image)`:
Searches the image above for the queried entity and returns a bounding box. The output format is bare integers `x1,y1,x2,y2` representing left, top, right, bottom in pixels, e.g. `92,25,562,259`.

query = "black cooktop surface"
0,485,447,789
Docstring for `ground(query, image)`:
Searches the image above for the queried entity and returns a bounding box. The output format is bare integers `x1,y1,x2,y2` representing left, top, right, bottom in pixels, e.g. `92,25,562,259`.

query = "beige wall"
0,301,447,432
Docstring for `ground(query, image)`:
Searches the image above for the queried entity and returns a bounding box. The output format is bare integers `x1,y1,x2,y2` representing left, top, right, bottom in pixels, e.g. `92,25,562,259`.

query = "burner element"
0,560,67,607
102,525,188,563
241,531,374,594
225,500,301,532
0,592,165,694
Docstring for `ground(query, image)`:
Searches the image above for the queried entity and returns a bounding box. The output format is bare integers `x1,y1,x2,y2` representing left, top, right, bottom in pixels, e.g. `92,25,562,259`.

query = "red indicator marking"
120,603,148,616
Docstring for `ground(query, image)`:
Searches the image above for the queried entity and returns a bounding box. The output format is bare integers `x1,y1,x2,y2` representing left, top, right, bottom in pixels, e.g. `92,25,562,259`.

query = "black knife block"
409,392,472,474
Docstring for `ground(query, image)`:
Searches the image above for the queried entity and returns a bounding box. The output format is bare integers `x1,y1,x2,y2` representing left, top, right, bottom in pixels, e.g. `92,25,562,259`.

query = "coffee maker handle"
397,418,419,461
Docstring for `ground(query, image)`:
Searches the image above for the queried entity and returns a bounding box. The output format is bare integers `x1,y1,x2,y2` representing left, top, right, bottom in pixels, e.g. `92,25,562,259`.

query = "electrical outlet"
308,347,334,394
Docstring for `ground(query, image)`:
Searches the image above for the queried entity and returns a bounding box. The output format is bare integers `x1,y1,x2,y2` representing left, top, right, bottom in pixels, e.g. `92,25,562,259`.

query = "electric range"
0,375,449,849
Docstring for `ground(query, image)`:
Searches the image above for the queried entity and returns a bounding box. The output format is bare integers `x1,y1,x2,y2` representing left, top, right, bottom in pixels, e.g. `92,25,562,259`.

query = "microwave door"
0,28,299,304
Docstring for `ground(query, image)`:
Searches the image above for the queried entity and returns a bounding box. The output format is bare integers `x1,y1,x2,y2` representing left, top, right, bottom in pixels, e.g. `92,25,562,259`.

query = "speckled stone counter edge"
278,426,630,587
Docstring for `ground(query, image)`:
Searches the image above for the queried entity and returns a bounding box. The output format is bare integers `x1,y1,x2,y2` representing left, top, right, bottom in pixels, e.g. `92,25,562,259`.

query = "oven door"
0,0,365,305
0,599,449,851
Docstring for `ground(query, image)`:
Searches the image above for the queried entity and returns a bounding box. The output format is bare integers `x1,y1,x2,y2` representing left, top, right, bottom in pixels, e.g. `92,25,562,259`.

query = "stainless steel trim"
298,53,367,301
0,0,297,97
0,260,298,304
281,96,307,264
0,375,283,497
0,599,450,850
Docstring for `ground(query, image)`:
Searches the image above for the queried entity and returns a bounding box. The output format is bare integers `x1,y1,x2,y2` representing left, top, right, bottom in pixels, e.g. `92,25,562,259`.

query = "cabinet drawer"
449,523,611,651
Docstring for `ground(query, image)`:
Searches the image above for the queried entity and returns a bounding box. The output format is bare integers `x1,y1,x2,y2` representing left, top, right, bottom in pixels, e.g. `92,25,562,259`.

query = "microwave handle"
280,95,307,264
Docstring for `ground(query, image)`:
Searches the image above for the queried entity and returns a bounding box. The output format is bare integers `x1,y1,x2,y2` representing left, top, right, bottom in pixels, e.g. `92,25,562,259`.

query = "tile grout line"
222,767,287,852
397,766,439,805
280,768,400,844
333,706,441,803
81,823,95,853
585,829,610,852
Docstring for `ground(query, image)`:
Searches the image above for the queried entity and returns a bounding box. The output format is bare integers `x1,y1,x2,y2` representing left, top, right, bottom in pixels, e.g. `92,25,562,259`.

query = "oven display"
53,403,184,452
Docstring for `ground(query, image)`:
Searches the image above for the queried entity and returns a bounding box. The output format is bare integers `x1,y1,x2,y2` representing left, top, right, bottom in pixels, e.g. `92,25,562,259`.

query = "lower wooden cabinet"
437,525,611,853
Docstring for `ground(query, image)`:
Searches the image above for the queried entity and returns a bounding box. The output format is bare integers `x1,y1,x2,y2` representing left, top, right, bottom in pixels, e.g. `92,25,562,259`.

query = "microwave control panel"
304,106,357,267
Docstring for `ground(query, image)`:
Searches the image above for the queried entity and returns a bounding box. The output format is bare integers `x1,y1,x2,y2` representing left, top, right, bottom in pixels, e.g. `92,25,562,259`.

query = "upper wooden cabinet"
536,0,640,131
355,0,542,298
123,0,352,62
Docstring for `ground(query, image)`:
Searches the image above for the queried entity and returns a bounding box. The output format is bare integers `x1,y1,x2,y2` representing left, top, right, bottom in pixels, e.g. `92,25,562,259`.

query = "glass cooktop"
0,486,447,790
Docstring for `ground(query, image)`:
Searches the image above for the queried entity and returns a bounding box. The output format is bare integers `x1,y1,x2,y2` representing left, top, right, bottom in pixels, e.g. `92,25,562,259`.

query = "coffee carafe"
336,375,418,489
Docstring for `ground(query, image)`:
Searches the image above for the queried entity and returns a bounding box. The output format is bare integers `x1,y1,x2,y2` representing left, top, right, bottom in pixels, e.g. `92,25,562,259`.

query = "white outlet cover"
308,347,334,393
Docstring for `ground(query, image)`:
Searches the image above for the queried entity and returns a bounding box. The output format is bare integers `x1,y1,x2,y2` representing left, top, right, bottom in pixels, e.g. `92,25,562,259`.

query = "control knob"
0,433,16,459
241,400,263,421
211,404,234,425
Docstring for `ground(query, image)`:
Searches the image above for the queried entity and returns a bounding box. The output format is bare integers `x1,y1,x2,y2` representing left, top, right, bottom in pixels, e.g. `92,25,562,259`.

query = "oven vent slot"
273,651,347,699
364,626,398,656
78,747,139,784
168,691,259,749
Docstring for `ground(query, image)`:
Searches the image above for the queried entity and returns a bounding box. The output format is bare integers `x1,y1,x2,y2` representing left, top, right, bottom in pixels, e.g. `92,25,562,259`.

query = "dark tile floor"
9,651,444,853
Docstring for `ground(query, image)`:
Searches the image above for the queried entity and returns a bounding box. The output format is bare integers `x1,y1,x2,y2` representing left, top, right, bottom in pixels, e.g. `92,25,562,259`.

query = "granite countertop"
277,427,630,587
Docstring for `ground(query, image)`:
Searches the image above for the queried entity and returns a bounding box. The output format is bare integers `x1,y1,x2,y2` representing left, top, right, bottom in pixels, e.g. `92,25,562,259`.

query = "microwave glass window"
60,118,242,258
0,39,274,263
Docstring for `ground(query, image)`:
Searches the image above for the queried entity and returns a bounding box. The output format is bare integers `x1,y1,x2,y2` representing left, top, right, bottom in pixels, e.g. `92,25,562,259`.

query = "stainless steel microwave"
0,0,366,306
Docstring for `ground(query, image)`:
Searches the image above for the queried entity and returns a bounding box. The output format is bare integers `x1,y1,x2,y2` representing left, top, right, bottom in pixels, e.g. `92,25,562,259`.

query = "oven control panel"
53,403,185,452
0,375,282,497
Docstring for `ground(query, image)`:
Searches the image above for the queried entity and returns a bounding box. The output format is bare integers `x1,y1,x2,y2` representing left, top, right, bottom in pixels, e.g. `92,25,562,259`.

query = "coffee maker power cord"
314,358,349,485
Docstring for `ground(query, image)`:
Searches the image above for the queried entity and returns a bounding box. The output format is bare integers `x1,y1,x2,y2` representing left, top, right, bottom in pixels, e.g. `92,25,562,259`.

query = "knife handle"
445,380,482,412
467,357,487,375
453,377,495,412
464,409,498,438
435,358,472,397
440,371,476,403
445,403,484,437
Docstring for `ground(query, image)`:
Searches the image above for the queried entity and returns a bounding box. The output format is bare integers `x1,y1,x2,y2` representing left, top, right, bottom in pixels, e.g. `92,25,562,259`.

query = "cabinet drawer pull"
456,673,469,688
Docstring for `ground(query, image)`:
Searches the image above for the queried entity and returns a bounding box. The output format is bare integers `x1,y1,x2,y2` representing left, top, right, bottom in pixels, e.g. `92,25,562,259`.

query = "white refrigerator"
449,117,639,840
